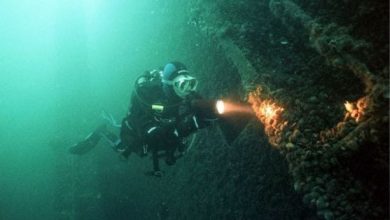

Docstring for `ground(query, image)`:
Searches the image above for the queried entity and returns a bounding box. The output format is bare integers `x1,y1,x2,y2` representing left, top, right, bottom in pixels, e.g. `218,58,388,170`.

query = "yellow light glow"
248,90,287,147
216,100,225,114
263,105,276,118
344,101,354,113
249,97,284,129
344,97,367,122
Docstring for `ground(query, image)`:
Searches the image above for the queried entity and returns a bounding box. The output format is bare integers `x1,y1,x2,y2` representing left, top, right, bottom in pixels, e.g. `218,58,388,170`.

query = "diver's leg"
152,149,160,172
100,129,121,149
165,147,176,166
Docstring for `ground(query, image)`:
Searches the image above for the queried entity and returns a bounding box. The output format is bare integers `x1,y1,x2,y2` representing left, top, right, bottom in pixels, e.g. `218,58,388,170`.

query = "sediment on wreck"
184,0,389,219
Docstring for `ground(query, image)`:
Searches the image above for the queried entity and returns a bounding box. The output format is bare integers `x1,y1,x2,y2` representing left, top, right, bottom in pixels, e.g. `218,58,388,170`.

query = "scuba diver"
69,61,220,177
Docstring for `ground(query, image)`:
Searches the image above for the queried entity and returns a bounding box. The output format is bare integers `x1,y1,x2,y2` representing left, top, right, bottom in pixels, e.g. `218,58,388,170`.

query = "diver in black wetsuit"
69,62,218,177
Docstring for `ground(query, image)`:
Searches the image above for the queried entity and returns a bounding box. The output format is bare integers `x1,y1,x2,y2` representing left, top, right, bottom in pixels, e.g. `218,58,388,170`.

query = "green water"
0,1,191,219
2,0,388,219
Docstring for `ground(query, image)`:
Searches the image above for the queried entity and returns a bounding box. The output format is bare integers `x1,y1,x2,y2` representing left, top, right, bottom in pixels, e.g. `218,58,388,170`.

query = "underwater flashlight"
216,100,225,115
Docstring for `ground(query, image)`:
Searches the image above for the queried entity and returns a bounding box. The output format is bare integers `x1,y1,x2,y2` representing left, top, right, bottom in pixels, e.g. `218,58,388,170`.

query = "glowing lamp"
263,105,276,118
216,100,225,115
344,101,354,113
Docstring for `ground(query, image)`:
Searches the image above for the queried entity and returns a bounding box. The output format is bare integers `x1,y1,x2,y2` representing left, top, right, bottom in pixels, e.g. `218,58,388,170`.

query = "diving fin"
68,124,106,155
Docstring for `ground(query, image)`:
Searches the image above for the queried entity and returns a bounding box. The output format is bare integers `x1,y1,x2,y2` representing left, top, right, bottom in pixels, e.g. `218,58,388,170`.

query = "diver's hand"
116,148,131,161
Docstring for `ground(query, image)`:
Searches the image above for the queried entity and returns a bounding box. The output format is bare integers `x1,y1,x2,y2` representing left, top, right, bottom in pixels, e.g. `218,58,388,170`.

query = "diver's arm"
174,98,220,138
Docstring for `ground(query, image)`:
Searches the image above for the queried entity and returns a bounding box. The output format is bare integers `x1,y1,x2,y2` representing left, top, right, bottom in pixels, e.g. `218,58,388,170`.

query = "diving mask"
162,72,198,98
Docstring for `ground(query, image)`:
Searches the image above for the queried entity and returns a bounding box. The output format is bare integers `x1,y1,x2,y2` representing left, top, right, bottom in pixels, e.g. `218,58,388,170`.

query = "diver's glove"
116,145,132,161
175,114,207,138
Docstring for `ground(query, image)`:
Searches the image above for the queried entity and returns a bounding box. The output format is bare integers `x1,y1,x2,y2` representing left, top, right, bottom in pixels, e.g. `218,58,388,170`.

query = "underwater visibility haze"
0,0,388,219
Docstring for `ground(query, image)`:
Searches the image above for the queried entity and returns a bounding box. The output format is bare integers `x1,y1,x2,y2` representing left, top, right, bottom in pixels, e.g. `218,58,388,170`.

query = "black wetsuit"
118,70,211,172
